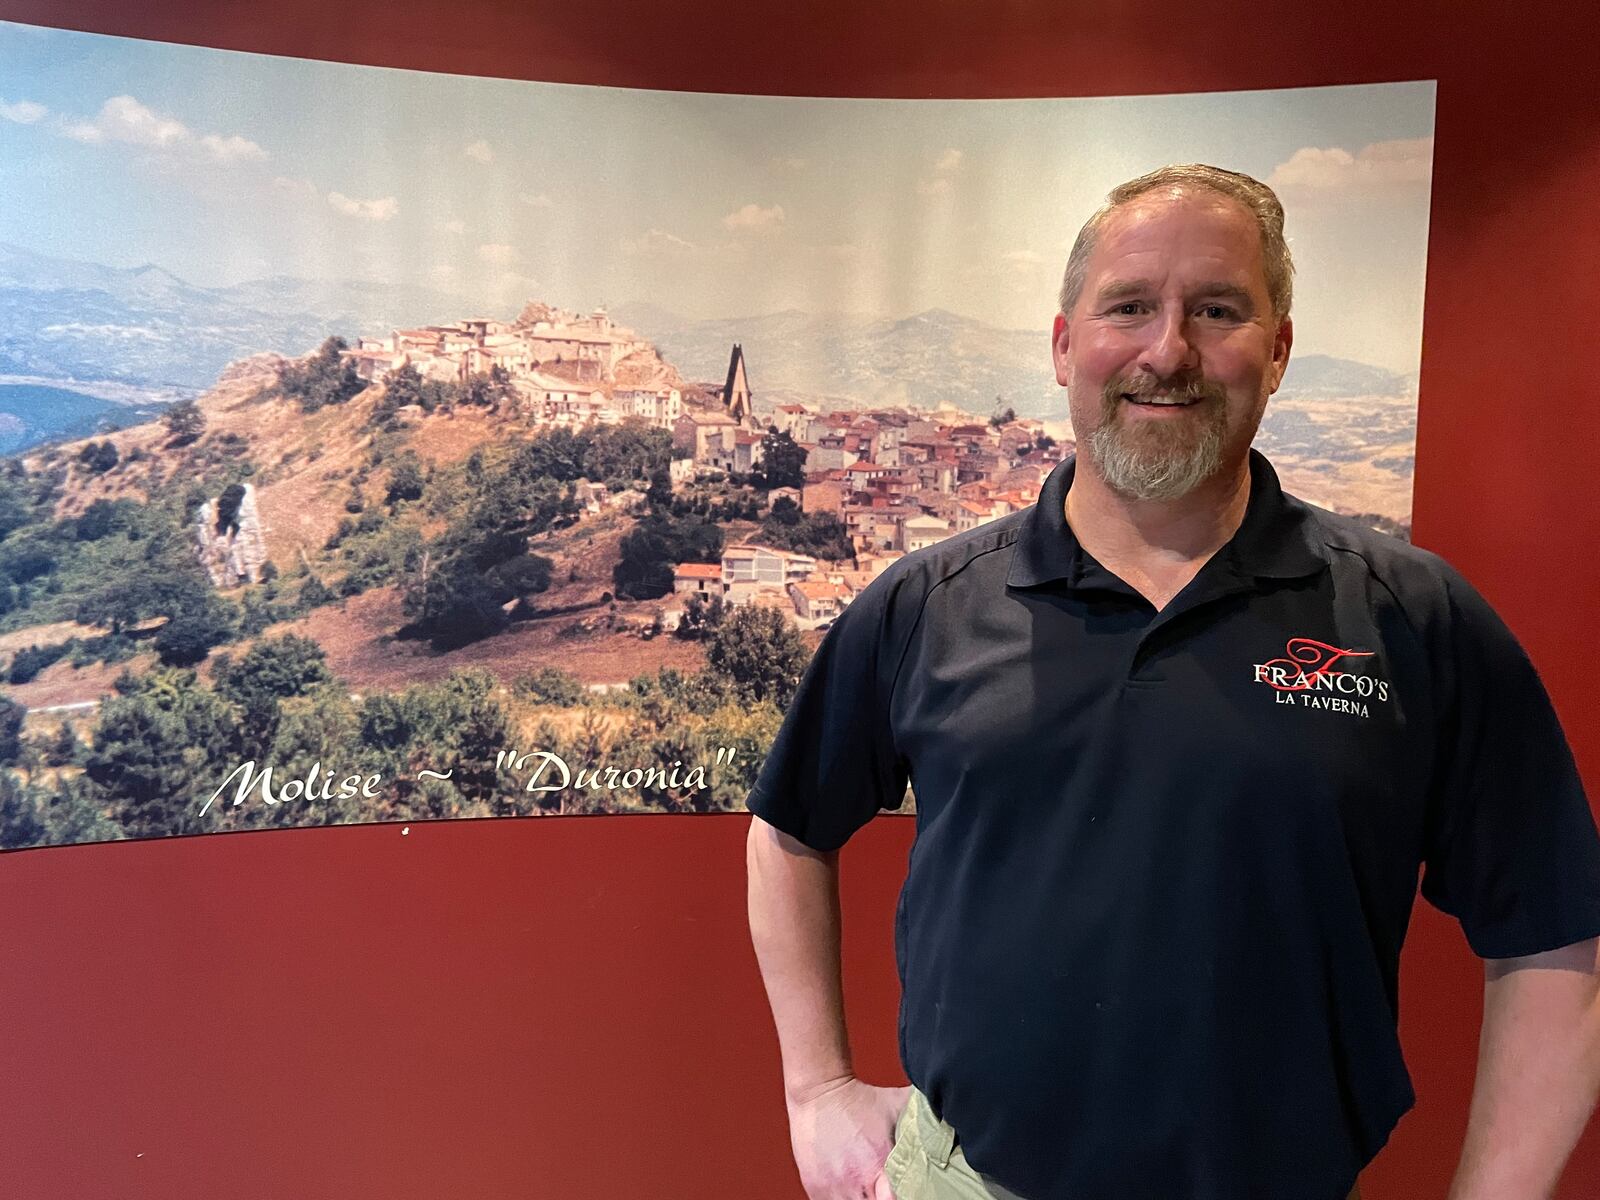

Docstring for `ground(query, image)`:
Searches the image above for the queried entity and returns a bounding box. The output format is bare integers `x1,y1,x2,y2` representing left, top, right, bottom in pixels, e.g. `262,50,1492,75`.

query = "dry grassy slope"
22,341,693,575
5,341,756,708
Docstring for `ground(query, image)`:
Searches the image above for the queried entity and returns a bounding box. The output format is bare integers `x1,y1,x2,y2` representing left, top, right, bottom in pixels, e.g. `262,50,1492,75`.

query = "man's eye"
1110,302,1144,315
1199,304,1236,320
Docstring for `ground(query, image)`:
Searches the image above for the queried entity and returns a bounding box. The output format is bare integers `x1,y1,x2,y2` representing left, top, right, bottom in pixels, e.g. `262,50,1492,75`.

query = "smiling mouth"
1122,392,1200,407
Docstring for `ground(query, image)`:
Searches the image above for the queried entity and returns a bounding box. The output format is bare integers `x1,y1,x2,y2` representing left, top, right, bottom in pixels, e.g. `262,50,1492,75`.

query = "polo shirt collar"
1005,446,1328,590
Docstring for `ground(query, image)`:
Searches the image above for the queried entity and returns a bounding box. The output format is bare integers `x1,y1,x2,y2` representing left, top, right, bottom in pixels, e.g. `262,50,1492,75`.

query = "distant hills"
0,245,1418,522
609,301,1417,420
0,241,489,396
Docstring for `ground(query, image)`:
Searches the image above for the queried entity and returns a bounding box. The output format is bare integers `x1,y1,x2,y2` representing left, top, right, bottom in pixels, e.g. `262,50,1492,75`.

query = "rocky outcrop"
194,481,270,586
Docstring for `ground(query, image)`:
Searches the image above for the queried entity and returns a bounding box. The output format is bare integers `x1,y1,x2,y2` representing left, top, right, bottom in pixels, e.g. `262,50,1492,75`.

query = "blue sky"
0,20,1435,372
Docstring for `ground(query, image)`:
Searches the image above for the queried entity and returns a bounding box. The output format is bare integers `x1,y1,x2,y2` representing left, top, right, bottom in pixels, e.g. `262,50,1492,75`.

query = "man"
745,164,1600,1200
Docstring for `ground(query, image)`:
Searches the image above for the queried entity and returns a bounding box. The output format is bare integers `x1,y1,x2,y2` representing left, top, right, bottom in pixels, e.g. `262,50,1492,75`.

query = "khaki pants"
882,1086,1363,1200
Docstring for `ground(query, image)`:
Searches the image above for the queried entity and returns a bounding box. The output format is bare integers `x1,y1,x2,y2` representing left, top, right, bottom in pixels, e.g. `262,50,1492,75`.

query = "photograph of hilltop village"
0,25,1432,848
0,285,1419,849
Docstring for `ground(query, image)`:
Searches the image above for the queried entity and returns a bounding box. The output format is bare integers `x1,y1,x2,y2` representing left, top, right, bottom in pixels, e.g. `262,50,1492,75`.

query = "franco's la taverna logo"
1252,637,1392,719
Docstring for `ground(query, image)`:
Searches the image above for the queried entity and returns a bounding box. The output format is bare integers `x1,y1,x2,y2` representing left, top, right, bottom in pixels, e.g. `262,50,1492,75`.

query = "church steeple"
721,343,756,428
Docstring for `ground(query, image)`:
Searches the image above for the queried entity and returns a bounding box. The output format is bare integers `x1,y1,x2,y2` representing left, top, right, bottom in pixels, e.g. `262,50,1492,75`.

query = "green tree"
583,419,672,488
246,684,366,829
385,453,426,504
84,668,236,838
0,693,25,764
74,498,136,542
760,428,807,490
0,770,43,848
76,440,119,474
278,336,366,413
213,635,333,759
162,399,206,446
758,504,852,561
705,606,809,707
154,589,238,666
614,512,723,601
44,720,81,768
0,473,36,541
517,428,591,483
674,591,726,640
353,670,510,818
378,362,425,413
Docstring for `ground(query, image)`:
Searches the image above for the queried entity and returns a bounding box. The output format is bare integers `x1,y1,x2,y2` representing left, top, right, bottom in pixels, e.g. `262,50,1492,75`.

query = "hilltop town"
312,300,1067,635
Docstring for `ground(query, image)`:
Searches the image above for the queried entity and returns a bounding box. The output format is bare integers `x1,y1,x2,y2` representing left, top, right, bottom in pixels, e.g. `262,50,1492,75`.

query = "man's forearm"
747,818,855,1105
1447,940,1600,1200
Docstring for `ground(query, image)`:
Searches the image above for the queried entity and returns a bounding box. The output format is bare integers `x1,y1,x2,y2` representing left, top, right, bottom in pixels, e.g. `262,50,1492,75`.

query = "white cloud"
437,219,466,235
431,263,457,280
1002,249,1046,272
520,192,553,208
916,177,953,198
934,148,963,174
55,94,267,167
95,94,190,146
0,98,46,124
477,242,519,265
770,155,807,171
622,228,697,255
328,191,399,221
465,139,494,164
200,132,268,164
1268,137,1433,196
821,242,859,260
722,202,785,232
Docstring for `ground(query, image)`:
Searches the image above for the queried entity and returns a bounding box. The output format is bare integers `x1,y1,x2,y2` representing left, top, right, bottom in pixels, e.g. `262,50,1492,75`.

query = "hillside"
0,337,743,711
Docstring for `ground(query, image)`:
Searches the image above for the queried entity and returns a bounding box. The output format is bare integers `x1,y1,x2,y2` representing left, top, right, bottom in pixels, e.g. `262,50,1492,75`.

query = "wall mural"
0,19,1435,847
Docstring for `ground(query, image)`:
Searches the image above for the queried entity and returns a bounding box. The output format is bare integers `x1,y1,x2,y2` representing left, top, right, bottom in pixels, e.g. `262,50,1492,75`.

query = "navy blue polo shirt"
746,447,1600,1200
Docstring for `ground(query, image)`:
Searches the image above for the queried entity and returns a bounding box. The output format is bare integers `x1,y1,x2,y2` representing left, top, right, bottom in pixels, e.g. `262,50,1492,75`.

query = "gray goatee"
1083,374,1230,502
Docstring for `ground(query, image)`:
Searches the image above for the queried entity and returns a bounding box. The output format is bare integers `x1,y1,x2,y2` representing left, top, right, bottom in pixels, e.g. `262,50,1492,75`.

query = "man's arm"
1447,937,1600,1200
746,815,856,1104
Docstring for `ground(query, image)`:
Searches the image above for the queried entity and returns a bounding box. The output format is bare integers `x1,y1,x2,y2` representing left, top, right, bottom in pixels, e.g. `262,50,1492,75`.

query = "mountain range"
0,244,1418,520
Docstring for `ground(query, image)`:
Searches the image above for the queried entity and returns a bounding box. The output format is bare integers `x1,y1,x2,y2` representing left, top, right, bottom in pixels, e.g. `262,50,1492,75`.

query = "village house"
854,549,905,579
721,543,817,607
674,410,740,467
900,513,953,553
668,456,697,487
516,371,610,425
788,579,854,628
672,562,723,598
801,473,851,518
952,498,996,533
768,403,815,439
616,385,683,430
341,305,650,393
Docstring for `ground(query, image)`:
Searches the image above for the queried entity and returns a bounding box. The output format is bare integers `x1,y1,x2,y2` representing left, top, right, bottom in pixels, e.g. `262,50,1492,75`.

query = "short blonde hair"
1058,163,1294,323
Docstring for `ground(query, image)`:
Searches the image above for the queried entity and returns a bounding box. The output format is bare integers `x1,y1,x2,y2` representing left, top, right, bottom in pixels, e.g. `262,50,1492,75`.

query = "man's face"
1052,188,1292,502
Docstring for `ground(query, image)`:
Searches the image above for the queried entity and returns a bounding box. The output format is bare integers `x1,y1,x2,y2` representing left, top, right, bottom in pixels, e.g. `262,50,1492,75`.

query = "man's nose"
1138,310,1200,380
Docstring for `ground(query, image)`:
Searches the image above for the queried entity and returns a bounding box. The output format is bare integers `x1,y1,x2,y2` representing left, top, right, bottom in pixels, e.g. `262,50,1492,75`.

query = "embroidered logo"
1252,637,1390,717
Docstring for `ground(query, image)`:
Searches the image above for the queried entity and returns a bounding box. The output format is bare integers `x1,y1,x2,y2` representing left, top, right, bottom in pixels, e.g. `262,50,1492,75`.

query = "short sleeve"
744,568,914,852
1419,564,1600,959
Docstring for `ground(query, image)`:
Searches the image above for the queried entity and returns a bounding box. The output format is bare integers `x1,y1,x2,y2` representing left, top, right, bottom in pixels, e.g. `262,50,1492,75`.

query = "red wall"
2,3,1597,1197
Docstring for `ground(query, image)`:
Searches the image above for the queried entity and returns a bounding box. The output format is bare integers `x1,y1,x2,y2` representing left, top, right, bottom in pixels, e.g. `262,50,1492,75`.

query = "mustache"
1104,375,1228,404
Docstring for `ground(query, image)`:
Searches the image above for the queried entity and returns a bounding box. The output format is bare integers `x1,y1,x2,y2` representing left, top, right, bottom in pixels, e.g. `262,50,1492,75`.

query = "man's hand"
785,1074,912,1200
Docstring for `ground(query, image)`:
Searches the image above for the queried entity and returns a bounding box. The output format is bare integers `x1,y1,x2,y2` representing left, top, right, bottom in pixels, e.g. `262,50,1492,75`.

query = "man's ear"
1051,312,1072,387
1268,316,1293,394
